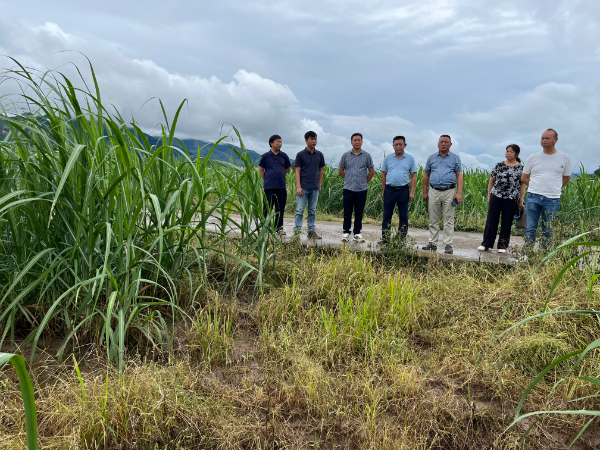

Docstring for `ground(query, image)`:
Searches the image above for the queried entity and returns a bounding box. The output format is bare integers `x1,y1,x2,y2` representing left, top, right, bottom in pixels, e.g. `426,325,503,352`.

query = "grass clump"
0,60,276,373
501,334,572,377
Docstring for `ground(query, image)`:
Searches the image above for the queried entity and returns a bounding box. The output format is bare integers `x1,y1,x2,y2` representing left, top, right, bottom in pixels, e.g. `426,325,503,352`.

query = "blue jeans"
525,193,560,249
295,189,319,232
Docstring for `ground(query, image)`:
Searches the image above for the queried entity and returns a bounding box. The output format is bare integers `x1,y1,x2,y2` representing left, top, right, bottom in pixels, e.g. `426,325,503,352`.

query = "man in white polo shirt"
519,128,571,249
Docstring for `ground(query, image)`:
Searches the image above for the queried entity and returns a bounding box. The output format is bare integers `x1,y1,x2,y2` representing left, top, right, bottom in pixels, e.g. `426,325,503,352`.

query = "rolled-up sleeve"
424,156,432,172
454,155,462,172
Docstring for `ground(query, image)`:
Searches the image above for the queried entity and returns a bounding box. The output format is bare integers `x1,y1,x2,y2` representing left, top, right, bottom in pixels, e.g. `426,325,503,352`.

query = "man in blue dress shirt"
379,136,417,244
422,135,463,254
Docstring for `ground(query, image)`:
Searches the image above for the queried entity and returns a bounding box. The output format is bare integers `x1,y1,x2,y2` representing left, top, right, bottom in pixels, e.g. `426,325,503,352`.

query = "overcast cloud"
0,0,599,170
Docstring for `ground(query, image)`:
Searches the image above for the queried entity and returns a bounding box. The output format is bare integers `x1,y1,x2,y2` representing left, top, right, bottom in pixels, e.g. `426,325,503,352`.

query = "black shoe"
445,244,453,254
307,230,322,239
422,243,437,251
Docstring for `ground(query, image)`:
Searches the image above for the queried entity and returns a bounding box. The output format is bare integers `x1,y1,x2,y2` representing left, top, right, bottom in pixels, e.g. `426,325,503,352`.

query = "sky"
0,0,599,170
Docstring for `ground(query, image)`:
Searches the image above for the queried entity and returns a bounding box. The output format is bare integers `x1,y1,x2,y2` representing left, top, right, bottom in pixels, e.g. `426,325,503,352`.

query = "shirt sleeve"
563,155,571,176
523,156,532,174
410,157,417,173
258,155,266,168
424,156,432,172
339,153,346,168
381,157,388,173
454,155,462,172
319,152,325,168
367,154,374,169
490,163,499,178
294,152,303,169
284,154,291,169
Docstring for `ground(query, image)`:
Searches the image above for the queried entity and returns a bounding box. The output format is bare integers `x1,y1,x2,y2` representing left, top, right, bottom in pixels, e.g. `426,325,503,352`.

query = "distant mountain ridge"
0,114,261,164
141,133,261,163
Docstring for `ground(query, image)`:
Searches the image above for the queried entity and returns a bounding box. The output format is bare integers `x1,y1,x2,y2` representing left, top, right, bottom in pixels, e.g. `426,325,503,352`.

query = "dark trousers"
481,193,518,250
263,188,287,230
382,186,409,241
343,189,367,234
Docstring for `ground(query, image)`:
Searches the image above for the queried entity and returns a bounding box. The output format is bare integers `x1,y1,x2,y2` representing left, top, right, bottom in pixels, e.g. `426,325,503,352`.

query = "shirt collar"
350,149,364,155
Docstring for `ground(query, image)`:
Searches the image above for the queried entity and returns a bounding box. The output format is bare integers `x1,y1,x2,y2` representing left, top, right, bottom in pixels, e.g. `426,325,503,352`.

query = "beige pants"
428,186,456,246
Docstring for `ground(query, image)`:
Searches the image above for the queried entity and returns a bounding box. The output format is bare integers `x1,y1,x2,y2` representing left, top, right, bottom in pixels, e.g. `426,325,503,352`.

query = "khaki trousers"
428,186,456,246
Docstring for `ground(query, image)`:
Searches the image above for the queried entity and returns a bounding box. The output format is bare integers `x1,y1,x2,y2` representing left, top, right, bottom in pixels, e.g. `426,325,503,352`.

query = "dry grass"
1,248,600,449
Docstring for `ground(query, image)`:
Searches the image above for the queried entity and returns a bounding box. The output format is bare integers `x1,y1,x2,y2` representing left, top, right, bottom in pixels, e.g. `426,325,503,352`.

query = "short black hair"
269,134,282,147
304,131,317,140
393,135,406,144
351,132,363,140
440,134,452,142
546,128,558,139
506,144,521,163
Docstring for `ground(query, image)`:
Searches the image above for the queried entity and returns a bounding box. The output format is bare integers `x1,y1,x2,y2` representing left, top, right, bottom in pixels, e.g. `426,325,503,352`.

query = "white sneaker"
497,249,507,253
477,245,487,251
342,233,350,242
354,234,365,243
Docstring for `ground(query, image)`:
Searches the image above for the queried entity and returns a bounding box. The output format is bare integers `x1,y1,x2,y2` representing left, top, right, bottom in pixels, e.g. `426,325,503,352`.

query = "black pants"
382,185,409,241
343,189,367,234
263,188,287,230
481,193,518,250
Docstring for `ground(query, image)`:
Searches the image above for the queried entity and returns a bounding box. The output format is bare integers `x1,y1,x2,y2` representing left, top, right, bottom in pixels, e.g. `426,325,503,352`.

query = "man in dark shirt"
258,134,291,235
294,130,325,239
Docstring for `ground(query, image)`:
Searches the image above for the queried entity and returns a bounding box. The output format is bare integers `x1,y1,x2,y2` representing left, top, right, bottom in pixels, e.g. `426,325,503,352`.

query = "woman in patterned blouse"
478,144,524,253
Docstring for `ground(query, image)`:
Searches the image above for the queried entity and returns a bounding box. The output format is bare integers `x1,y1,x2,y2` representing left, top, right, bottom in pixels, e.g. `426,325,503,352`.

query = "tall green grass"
0,60,275,372
0,352,37,450
483,227,600,446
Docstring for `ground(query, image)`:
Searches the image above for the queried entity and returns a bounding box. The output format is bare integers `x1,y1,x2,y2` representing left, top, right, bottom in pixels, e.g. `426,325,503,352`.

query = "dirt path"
279,217,524,264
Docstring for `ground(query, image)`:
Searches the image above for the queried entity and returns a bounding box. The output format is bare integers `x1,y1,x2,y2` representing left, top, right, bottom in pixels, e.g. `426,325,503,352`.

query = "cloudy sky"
1,0,599,170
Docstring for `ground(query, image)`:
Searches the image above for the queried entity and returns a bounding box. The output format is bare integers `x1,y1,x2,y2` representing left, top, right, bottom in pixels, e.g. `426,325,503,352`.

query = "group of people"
258,128,571,253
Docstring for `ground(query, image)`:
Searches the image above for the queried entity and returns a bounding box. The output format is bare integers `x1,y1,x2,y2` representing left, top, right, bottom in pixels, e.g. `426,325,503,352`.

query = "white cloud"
1,16,598,173
0,20,489,168
456,82,600,169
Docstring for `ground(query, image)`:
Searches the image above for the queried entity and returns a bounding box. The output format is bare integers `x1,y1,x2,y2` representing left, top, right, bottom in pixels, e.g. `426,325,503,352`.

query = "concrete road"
281,218,524,265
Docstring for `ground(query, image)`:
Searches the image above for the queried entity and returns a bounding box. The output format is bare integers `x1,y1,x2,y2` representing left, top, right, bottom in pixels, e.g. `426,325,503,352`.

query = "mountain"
141,133,261,163
0,114,261,164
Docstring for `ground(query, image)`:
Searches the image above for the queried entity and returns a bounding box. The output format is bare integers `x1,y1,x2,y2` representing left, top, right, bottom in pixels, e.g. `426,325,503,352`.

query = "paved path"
279,218,523,264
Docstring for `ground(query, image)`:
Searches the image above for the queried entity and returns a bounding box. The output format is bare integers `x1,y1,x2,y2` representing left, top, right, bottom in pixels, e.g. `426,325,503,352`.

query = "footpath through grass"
2,245,599,449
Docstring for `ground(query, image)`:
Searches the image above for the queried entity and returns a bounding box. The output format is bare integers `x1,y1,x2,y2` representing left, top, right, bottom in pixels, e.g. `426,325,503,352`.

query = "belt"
431,184,456,191
386,184,408,190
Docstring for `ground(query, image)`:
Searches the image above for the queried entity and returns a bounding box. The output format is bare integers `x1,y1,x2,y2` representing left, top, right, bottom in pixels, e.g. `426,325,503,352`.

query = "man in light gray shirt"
520,128,571,249
338,133,374,242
